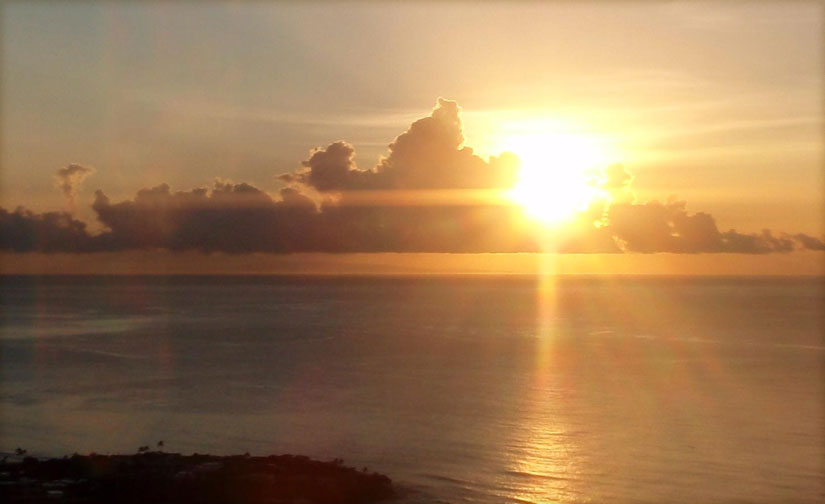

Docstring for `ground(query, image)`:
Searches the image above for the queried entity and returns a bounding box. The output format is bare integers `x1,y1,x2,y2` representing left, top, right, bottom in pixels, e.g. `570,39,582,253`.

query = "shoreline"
0,451,395,504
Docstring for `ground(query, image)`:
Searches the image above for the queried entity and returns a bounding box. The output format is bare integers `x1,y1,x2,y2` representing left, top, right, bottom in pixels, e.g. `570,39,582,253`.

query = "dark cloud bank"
2,99,823,254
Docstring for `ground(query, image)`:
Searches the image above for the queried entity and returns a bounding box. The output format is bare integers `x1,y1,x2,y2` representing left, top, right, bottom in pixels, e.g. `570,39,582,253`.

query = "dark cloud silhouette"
280,141,377,192
719,229,795,254
0,207,95,252
88,180,543,253
283,98,520,192
607,199,808,254
372,98,519,190
54,164,95,206
90,180,318,253
1,99,822,255
792,233,825,251
312,200,541,253
3,184,820,254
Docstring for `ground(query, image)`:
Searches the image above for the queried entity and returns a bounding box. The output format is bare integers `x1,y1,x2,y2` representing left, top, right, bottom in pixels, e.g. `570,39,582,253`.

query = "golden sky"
1,2,823,274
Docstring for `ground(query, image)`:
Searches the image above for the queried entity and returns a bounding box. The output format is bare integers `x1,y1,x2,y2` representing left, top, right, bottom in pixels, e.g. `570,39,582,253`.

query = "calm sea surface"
1,275,823,503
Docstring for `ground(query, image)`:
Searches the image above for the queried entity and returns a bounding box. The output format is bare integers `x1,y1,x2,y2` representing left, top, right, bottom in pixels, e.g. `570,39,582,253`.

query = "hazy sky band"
1,2,822,264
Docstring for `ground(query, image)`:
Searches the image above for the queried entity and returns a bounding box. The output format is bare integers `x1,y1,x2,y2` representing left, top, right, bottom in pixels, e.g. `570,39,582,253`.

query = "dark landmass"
0,452,394,504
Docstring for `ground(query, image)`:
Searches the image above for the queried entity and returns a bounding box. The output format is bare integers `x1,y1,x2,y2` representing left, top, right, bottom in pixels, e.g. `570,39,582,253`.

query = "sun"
500,133,609,225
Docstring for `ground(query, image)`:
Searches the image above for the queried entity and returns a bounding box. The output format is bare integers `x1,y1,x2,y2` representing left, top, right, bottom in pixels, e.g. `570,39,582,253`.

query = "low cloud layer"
607,200,804,253
2,99,823,255
0,207,95,253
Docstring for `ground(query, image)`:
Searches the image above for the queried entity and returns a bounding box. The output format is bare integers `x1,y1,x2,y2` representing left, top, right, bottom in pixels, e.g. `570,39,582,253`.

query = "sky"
1,1,823,274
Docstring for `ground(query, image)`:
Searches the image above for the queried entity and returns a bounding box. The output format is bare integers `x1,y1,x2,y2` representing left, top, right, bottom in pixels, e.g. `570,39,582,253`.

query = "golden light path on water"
493,238,582,504
494,232,760,503
489,125,616,500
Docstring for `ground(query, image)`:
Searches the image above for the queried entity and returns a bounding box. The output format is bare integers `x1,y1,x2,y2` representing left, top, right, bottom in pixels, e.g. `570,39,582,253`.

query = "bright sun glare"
501,133,610,225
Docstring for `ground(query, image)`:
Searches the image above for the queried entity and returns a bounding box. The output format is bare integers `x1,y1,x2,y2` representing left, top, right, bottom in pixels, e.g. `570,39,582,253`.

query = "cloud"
0,207,95,252
1,99,822,255
792,233,825,251
280,141,376,192
607,199,808,254
313,200,539,253
283,98,520,192
84,179,542,253
90,180,317,253
603,163,633,190
54,164,95,206
601,163,634,203
4,181,819,254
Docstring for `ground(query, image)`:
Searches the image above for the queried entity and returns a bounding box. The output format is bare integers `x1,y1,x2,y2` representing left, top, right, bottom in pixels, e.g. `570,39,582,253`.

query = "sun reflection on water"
494,254,584,504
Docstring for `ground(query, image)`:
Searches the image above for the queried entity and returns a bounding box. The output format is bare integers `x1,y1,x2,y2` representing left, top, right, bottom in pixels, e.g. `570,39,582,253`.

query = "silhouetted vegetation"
0,452,394,504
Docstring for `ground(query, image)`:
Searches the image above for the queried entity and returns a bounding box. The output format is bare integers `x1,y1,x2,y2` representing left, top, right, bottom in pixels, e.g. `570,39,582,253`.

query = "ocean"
1,275,823,503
